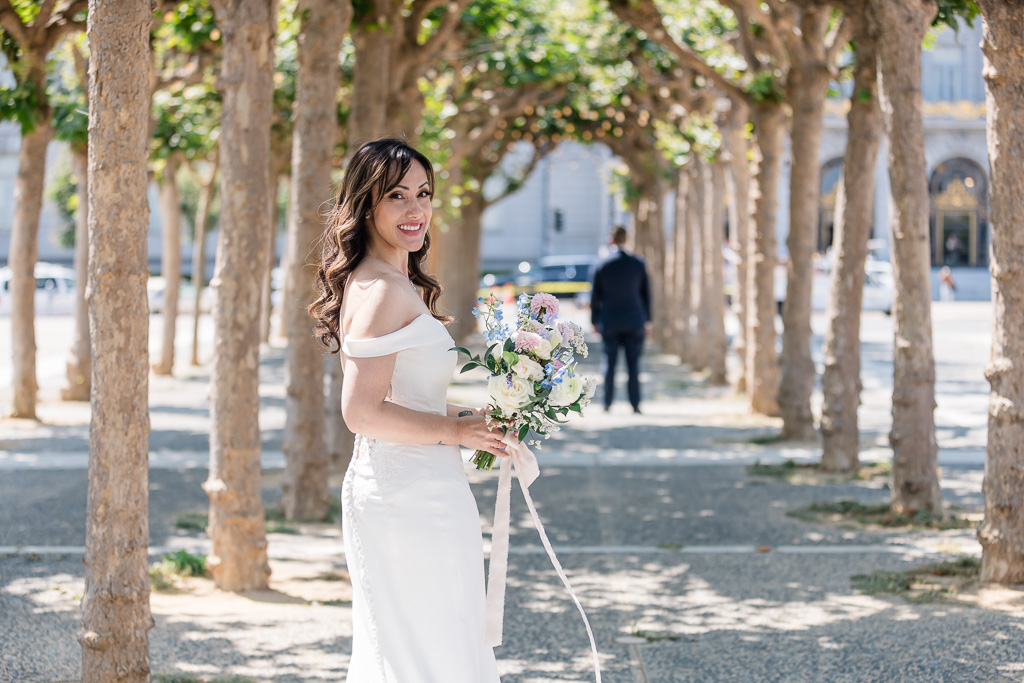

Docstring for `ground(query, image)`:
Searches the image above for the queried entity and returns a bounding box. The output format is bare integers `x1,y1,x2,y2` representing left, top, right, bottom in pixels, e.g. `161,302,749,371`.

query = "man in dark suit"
590,226,651,413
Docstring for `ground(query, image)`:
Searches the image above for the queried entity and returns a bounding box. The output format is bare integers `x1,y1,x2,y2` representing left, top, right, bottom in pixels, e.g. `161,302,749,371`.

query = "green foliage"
46,157,78,248
935,0,979,32
0,77,46,134
747,72,784,104
148,550,208,590
164,549,207,577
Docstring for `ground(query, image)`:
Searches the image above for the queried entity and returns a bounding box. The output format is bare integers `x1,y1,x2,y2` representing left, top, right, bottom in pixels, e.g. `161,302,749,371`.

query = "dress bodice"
341,313,456,417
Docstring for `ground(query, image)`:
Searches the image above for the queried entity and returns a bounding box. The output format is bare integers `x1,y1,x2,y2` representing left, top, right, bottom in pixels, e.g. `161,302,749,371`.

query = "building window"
929,158,988,267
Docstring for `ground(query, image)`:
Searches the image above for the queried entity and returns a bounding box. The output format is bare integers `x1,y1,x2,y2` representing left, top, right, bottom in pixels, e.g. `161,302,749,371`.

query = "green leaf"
451,345,473,358
460,362,484,374
517,424,530,442
568,403,582,414
503,337,516,353
502,350,519,367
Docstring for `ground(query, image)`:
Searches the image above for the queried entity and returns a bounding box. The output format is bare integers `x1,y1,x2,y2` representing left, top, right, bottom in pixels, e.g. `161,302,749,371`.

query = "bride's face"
367,161,433,255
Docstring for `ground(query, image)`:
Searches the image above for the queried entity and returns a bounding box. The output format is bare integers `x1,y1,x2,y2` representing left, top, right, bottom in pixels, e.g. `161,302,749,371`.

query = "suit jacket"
589,248,651,333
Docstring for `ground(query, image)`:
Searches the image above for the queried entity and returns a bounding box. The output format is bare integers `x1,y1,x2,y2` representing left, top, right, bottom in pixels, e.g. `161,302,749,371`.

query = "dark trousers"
601,328,644,409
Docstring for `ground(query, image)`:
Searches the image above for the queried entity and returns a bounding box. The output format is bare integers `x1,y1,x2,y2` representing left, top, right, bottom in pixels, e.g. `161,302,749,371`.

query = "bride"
310,138,507,682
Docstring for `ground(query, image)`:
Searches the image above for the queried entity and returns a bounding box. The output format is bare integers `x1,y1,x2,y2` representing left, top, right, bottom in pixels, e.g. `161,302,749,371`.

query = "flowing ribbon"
484,433,602,683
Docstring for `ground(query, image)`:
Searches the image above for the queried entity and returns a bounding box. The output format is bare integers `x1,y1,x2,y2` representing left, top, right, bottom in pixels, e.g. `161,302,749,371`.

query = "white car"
774,255,893,316
0,262,77,316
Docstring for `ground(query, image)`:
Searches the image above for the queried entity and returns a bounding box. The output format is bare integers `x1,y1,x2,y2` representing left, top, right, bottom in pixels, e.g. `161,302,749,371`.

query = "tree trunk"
274,222,291,342
705,158,728,385
8,118,53,419
154,153,182,376
976,0,1024,584
279,0,349,521
873,0,942,514
779,61,831,440
746,103,784,416
205,0,278,591
190,156,218,366
820,19,882,473
437,183,487,344
62,144,91,401
635,182,668,350
260,175,277,345
349,27,392,146
681,164,700,365
79,2,153,680
692,156,710,371
669,165,691,358
721,102,751,394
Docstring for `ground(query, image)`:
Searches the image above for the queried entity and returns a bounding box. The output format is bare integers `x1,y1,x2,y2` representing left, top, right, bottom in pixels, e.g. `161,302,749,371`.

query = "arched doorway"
929,158,988,267
818,158,844,252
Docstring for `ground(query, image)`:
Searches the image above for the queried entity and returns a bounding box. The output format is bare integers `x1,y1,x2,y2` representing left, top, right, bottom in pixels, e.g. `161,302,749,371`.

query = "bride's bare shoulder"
342,262,422,340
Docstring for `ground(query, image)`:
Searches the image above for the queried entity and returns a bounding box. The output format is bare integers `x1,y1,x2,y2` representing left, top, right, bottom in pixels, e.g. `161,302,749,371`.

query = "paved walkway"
2,302,1021,682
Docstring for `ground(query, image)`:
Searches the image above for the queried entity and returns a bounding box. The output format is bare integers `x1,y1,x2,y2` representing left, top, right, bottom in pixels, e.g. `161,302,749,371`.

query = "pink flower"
557,321,575,343
531,292,559,321
514,331,543,352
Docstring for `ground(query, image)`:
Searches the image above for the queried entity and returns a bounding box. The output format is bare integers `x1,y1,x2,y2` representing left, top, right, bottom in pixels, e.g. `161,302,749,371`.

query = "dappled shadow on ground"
501,551,1024,683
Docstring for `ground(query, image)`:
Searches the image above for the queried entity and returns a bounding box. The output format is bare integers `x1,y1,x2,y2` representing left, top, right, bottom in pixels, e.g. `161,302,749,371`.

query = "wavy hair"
310,138,449,353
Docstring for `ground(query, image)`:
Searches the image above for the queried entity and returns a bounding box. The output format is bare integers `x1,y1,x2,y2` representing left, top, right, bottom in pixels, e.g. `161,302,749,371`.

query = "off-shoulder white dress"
341,313,501,683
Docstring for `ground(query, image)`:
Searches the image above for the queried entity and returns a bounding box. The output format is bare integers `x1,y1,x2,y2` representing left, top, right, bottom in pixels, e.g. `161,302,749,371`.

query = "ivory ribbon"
484,433,602,683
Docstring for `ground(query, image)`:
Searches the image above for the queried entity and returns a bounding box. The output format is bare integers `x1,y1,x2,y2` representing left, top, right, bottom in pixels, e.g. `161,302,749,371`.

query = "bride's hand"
456,415,509,457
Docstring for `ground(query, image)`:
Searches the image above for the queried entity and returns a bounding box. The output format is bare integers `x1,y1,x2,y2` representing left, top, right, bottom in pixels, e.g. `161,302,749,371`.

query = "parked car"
519,254,598,299
774,254,893,316
0,262,77,316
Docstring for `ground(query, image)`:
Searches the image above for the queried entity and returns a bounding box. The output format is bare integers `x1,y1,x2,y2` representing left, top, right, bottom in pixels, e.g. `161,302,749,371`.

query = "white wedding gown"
341,313,501,683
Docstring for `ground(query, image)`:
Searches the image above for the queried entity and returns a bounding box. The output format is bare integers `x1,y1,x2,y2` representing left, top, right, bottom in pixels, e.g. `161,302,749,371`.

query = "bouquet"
454,292,596,470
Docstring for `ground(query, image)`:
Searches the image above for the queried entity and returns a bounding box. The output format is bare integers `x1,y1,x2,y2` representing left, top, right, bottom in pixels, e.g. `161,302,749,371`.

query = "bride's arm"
445,403,480,418
341,280,504,454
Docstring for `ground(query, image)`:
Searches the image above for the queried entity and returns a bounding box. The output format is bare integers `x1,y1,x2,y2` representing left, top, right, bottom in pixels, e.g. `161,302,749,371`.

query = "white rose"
512,355,545,382
488,374,534,414
532,336,554,360
549,374,583,407
546,326,563,349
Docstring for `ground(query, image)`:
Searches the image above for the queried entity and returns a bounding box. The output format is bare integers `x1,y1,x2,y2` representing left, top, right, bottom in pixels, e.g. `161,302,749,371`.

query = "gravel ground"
2,302,1020,683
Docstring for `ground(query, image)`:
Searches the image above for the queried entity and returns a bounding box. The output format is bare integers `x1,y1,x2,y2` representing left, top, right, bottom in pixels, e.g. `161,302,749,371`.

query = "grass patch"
747,459,808,477
318,598,352,606
149,550,208,591
632,628,681,642
656,543,684,552
747,459,893,484
175,512,208,532
265,521,301,535
748,433,787,446
176,498,342,536
852,557,981,604
788,499,977,530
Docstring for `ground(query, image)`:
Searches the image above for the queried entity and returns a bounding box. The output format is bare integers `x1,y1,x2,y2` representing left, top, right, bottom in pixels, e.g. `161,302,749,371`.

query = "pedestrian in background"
939,265,957,302
589,226,651,414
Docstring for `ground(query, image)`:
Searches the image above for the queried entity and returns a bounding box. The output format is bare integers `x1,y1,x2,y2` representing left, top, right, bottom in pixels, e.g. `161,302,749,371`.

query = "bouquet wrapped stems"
472,448,499,471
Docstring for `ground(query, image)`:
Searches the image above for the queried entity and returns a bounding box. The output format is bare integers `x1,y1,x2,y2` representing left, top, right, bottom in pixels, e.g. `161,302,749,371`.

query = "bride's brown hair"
310,138,449,353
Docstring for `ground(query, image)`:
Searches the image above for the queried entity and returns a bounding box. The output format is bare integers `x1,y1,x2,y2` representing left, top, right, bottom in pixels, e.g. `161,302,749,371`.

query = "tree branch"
481,143,548,210
420,0,472,62
607,0,751,106
824,12,854,66
0,0,29,47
